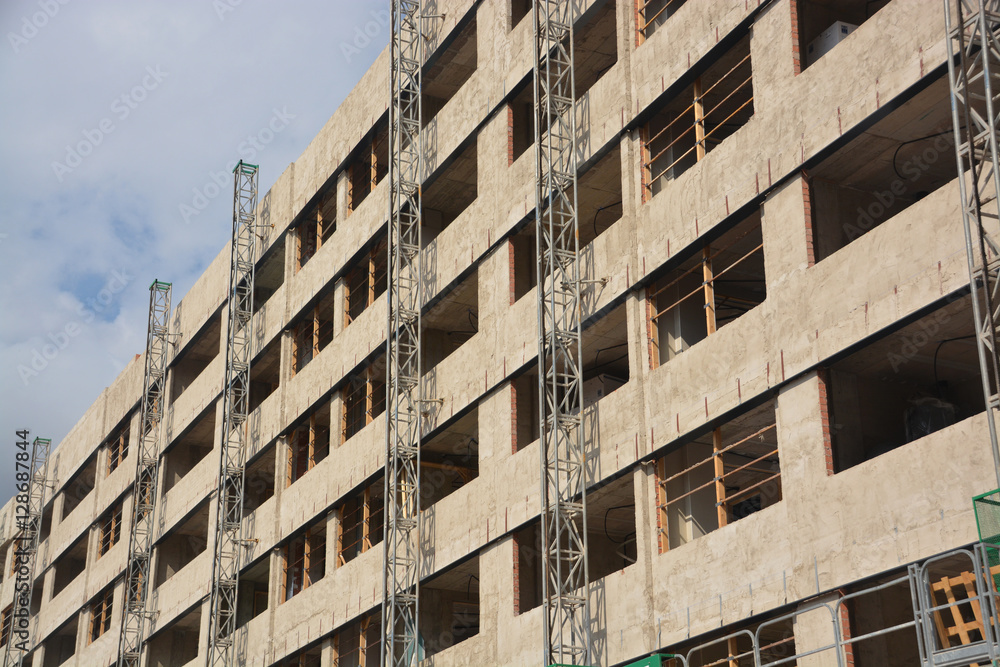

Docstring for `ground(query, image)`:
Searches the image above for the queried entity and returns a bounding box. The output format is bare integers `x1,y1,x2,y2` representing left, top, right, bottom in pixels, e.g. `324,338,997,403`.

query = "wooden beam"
362,486,372,552
714,428,727,529
308,413,317,471
693,76,706,162
656,458,669,553
303,530,312,589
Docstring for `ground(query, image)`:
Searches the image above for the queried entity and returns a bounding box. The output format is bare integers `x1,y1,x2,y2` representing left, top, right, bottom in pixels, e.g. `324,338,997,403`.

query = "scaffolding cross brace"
207,160,259,667
3,436,50,667
533,1,593,664
382,1,423,665
117,280,172,667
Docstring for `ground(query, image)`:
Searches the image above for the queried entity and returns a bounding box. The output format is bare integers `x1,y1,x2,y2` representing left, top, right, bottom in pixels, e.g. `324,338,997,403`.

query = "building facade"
1,0,996,665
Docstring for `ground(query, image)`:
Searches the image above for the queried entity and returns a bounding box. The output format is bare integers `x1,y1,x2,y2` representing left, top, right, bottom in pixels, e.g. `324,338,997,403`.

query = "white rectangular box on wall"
807,20,858,65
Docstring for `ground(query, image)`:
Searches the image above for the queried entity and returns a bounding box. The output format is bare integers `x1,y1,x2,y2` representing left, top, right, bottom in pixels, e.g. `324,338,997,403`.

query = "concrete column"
791,593,844,667
774,373,829,504
267,547,284,627
333,278,347,338
750,0,798,116
762,175,812,293
478,383,513,475
320,635,335,667
336,170,350,223
198,596,213,664
478,244,511,336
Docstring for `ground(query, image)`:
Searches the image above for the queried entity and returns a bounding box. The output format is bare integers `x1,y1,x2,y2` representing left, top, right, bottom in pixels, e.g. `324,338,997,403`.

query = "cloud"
0,0,389,504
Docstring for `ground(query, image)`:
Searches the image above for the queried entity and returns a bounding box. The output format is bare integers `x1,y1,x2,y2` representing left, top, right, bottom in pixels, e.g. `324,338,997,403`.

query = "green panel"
622,656,677,667
974,488,1000,588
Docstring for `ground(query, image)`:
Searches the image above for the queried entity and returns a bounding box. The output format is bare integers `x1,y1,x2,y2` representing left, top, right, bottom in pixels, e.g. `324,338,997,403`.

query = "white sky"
0,0,389,505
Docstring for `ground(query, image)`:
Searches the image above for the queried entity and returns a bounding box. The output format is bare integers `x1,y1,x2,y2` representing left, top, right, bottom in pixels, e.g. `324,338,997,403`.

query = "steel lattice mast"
533,1,592,664
946,0,1000,490
382,1,423,665
117,280,171,667
3,436,50,667
207,160,259,667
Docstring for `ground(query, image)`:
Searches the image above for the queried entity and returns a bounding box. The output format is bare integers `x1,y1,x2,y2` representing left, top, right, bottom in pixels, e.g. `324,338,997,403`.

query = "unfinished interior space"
7,2,999,666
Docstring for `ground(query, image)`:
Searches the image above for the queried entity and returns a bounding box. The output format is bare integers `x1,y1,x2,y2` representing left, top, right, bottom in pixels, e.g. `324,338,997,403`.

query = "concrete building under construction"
4,1,1000,666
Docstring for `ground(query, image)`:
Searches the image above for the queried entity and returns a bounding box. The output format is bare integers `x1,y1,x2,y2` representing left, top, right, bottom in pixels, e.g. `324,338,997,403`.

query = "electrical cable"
891,130,954,180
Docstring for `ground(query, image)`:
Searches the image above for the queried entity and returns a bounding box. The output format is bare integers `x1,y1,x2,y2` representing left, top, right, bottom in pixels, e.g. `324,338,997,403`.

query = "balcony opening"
423,16,478,125
574,0,618,98
795,0,889,72
510,0,532,30
347,121,388,214
510,228,538,304
423,140,478,240
507,83,534,165
637,0,688,43
423,268,479,374
162,404,214,494
587,475,638,579
0,605,9,649
647,208,765,368
342,355,387,444
641,34,753,198
825,294,982,473
841,569,920,666
244,442,276,514
147,604,201,667
808,75,956,263
254,236,286,313
514,521,542,614
39,503,52,543
60,454,97,520
97,499,123,558
421,555,481,658
279,644,322,667
655,398,780,552
104,414,131,476
295,186,336,272
512,368,540,453
422,405,479,508
280,517,327,602
42,615,77,667
578,144,623,249
50,533,86,598
250,336,281,410
171,307,222,400
345,233,388,326
155,500,209,587
286,399,331,487
291,289,336,376
237,556,269,628
582,304,630,405
333,612,380,667
336,477,384,568
87,583,113,644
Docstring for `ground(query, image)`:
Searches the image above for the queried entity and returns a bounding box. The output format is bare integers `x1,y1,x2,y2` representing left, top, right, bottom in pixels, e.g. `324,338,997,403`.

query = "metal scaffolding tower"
382,1,423,665
207,160,259,667
533,1,592,664
117,280,172,667
3,435,50,667
946,0,1000,491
